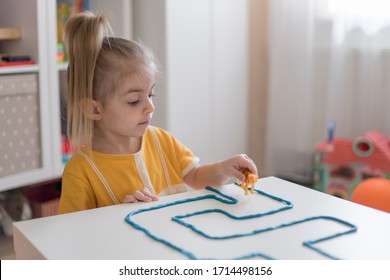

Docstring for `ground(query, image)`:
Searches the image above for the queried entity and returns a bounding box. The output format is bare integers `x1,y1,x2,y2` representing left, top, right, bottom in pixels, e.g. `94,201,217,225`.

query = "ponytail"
64,11,113,152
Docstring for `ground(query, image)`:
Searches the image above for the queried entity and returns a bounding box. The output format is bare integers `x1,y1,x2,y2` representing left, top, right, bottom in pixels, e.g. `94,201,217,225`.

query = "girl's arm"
184,154,258,189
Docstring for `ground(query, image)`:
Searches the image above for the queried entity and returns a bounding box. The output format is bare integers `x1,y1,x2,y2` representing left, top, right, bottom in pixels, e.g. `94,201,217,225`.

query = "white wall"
90,0,133,39
133,0,249,164
132,0,168,129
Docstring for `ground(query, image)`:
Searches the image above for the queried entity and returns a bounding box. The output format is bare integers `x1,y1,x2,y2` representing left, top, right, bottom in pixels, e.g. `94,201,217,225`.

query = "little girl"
58,12,258,214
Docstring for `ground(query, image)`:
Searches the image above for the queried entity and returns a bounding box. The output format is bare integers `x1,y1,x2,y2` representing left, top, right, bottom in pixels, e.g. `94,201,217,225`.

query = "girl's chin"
134,124,149,135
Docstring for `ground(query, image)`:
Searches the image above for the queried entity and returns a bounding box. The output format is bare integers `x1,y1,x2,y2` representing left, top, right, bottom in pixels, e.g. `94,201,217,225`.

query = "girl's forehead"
113,69,155,95
119,58,156,75
119,69,155,85
99,59,156,96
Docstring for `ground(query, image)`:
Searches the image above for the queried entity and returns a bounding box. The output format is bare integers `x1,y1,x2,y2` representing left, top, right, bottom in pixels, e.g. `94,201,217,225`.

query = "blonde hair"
64,11,157,153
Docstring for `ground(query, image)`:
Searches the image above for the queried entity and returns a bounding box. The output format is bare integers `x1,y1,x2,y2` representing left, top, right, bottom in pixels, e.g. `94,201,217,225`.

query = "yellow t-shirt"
58,126,199,214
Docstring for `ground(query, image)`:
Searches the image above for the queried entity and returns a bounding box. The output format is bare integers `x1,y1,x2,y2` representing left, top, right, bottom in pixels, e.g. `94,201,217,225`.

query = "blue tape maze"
125,184,357,260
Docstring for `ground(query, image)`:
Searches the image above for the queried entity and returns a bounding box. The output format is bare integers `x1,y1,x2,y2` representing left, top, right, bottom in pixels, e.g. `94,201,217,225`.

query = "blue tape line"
125,185,357,260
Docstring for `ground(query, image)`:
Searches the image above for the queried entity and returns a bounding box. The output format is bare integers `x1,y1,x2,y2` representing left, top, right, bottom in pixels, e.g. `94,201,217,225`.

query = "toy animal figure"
0,190,32,236
237,170,258,195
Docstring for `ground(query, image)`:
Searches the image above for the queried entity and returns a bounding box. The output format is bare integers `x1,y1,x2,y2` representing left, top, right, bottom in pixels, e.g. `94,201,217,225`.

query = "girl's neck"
92,134,142,155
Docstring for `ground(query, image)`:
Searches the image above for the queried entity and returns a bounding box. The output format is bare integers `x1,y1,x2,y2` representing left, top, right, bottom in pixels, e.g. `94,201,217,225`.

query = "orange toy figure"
237,170,258,195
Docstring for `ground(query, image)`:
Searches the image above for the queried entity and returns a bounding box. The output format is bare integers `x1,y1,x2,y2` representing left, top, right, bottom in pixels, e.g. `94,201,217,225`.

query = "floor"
0,235,16,260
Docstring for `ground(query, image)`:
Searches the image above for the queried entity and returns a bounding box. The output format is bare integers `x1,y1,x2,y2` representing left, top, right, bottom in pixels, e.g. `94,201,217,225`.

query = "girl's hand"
184,153,258,189
122,188,159,203
218,154,258,183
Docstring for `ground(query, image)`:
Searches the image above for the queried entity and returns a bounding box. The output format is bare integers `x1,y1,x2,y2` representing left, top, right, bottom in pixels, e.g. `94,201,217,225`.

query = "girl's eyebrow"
126,89,143,94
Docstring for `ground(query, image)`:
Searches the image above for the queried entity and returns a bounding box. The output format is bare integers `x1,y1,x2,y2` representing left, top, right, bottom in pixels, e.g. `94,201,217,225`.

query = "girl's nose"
145,98,155,114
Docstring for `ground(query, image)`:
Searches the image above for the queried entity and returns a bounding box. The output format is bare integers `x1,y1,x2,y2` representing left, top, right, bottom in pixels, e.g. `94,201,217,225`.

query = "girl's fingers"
141,189,159,201
134,191,152,202
230,167,247,182
123,189,159,204
122,195,137,203
238,154,258,176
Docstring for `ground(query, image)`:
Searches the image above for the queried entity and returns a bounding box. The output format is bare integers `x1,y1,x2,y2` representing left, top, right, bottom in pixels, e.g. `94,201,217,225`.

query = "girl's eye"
128,99,140,105
127,93,155,105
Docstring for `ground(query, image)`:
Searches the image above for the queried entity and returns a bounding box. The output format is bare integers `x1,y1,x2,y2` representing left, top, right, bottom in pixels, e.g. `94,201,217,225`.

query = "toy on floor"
0,190,32,236
236,170,258,195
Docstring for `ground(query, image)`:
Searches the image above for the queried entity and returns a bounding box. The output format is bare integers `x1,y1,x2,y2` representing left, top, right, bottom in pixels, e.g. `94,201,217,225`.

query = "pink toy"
314,130,390,200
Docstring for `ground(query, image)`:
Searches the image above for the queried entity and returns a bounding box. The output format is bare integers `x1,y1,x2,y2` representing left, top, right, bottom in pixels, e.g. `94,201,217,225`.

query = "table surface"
13,176,390,260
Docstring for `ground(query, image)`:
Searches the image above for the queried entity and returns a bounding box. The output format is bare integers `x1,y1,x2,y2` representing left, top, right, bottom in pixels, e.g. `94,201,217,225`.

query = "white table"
13,177,390,260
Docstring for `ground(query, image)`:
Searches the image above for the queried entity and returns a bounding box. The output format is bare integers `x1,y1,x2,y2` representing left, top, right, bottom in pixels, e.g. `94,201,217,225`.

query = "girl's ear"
80,98,102,120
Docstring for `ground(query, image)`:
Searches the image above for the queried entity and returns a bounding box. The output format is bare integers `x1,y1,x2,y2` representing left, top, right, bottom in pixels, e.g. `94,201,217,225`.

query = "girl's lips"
139,120,150,126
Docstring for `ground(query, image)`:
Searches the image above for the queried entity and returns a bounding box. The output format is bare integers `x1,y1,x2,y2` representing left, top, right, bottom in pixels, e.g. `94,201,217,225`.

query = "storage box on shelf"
0,74,41,178
0,28,21,41
23,179,61,218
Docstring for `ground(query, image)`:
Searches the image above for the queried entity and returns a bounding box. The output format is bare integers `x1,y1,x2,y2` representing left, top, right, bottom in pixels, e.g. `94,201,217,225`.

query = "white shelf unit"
0,0,133,192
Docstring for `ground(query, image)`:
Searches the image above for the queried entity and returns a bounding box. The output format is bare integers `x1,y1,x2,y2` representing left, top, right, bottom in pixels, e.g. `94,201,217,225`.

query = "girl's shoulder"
147,126,175,142
146,126,188,151
62,148,107,173
148,125,172,136
62,150,90,172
